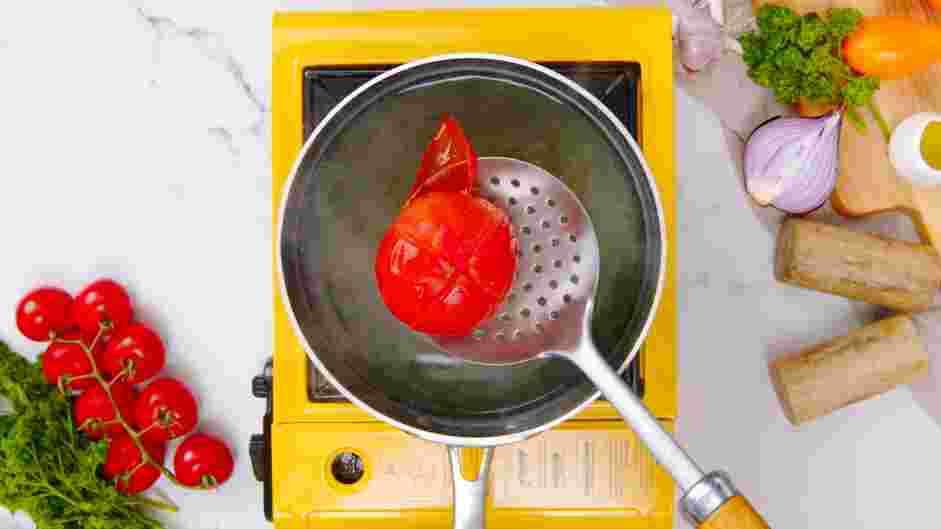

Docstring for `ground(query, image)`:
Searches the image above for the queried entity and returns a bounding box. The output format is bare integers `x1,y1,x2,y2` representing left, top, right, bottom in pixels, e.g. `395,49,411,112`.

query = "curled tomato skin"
376,192,516,337
405,115,477,205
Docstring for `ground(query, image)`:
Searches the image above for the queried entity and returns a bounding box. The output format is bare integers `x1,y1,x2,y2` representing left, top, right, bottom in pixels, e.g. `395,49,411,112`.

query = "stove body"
258,8,677,529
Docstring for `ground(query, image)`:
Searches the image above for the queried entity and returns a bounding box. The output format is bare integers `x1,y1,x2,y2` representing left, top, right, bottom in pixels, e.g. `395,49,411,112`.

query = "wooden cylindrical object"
775,218,941,312
770,315,929,426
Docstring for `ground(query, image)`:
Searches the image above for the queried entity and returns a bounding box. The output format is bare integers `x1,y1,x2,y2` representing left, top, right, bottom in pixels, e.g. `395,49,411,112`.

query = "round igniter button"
331,451,365,485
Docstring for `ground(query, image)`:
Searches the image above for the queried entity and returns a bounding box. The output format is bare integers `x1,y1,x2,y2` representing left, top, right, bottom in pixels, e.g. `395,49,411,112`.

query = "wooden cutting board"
755,0,941,250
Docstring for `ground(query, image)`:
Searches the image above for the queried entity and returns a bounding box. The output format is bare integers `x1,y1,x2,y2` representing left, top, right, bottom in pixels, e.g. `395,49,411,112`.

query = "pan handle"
447,446,494,529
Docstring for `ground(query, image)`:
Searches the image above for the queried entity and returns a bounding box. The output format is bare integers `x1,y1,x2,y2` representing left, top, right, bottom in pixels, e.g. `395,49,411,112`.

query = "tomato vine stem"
57,324,204,494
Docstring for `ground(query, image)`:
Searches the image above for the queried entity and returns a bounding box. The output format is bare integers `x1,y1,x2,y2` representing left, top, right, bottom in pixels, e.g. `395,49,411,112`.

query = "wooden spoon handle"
683,472,772,529
700,496,772,529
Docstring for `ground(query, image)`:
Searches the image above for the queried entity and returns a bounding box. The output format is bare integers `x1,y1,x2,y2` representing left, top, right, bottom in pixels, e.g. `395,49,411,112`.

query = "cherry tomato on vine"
173,433,234,488
73,279,133,335
82,326,115,350
74,382,136,440
102,323,166,384
16,287,74,342
103,434,166,494
41,335,99,391
134,378,198,442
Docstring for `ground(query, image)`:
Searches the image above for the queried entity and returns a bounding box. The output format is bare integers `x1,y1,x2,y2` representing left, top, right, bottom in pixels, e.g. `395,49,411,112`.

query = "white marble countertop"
1,1,940,528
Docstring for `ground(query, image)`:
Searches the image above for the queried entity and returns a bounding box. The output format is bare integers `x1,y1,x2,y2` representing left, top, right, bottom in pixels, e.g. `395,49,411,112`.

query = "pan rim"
276,52,667,447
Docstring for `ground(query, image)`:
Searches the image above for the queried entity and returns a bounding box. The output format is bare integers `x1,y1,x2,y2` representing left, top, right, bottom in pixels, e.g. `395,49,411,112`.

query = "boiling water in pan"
308,76,648,416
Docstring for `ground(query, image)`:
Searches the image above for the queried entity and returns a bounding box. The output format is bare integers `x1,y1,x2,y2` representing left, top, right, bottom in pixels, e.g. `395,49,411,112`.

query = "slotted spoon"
434,157,771,529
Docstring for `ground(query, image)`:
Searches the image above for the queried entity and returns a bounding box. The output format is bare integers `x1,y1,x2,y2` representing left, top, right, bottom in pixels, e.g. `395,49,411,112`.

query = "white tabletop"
0,1,939,528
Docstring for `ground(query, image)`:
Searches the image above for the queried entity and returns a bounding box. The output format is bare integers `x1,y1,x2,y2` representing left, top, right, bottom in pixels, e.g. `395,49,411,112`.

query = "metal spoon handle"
567,343,705,491
568,346,772,528
448,446,494,529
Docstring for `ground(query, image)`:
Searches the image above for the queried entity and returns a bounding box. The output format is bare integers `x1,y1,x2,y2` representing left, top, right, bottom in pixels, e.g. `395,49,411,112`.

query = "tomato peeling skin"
376,116,517,337
376,192,517,337
405,114,478,205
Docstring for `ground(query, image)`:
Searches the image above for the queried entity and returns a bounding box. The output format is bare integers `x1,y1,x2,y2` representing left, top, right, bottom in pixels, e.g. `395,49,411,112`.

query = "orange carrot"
843,16,941,80
929,0,941,13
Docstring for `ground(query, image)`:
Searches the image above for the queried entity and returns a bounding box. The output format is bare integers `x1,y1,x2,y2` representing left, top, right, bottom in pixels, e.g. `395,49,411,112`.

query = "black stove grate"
300,62,644,402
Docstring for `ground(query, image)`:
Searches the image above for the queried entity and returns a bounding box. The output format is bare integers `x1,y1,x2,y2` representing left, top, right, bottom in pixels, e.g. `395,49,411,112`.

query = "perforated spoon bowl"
435,157,772,529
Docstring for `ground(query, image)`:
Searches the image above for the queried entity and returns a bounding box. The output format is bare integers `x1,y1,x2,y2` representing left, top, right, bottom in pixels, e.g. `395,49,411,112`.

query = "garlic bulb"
744,112,842,214
889,112,941,187
671,0,723,72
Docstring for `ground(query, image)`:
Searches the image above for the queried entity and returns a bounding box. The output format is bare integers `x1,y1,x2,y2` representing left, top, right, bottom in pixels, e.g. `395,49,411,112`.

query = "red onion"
744,112,842,214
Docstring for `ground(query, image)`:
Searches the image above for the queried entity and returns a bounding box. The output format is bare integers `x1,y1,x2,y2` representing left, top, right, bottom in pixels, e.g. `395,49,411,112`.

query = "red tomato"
103,434,166,494
405,114,477,206
102,323,166,384
74,381,136,440
134,378,198,441
42,335,99,391
16,287,74,342
376,192,516,336
173,433,234,488
73,279,133,335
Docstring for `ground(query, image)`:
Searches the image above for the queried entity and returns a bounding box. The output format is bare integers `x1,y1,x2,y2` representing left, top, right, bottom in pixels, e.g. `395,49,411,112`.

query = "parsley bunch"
740,5,888,138
0,341,167,529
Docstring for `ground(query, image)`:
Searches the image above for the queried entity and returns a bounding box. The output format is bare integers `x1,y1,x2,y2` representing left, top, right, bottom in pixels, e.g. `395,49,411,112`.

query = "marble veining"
134,5,270,165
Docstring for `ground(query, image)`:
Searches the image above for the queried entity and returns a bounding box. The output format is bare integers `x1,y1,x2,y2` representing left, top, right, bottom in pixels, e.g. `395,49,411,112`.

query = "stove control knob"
252,375,269,399
249,434,266,481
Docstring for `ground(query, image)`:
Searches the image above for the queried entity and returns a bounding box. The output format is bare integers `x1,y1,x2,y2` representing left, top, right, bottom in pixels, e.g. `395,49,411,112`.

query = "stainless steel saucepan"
278,54,771,529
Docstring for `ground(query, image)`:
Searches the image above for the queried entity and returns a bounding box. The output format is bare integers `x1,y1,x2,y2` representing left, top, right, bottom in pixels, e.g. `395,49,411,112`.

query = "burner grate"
301,62,644,403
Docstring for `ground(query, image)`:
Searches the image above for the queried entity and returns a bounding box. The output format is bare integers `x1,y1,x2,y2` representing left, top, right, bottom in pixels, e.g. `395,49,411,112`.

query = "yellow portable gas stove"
253,7,677,529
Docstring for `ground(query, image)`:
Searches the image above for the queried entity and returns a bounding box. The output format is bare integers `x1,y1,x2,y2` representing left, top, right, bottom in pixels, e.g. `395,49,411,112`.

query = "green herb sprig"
0,341,169,529
740,5,890,141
